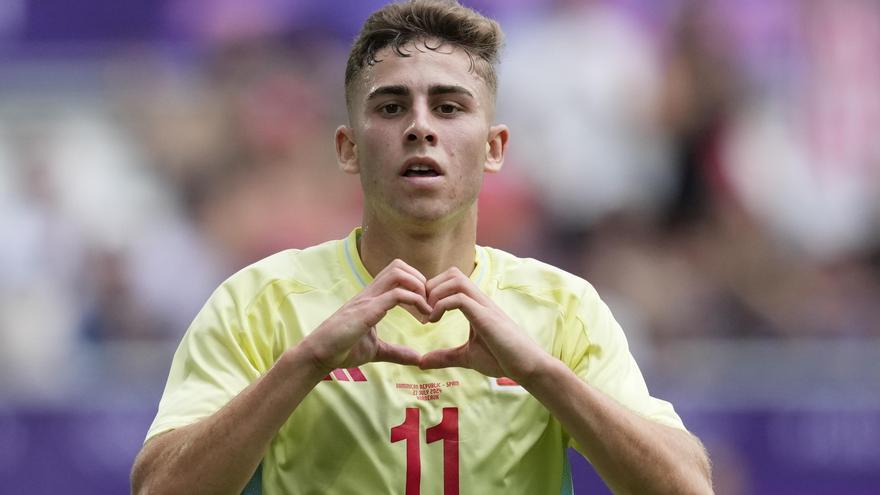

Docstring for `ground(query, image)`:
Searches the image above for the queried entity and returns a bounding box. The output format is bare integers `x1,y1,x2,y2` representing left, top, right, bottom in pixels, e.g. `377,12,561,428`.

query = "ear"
484,124,509,173
335,125,359,174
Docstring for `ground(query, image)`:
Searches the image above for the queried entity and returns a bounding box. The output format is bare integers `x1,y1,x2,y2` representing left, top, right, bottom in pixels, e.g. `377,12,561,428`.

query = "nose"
404,109,436,144
406,131,435,143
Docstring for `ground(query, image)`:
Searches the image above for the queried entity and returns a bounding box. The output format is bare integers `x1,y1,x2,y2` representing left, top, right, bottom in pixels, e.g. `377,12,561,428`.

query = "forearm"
131,344,327,495
521,357,712,495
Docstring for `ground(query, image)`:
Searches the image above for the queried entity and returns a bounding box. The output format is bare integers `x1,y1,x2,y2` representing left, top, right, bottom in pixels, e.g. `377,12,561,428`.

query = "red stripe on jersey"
347,367,367,381
331,369,349,381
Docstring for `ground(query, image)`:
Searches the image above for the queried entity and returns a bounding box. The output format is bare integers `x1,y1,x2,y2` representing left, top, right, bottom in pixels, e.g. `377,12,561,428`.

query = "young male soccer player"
132,1,713,493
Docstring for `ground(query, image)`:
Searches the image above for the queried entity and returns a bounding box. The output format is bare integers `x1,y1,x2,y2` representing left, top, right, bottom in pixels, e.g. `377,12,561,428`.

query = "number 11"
390,407,459,495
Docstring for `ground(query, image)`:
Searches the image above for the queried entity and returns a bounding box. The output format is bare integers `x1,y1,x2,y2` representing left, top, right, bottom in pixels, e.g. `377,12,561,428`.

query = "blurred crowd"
1,0,879,400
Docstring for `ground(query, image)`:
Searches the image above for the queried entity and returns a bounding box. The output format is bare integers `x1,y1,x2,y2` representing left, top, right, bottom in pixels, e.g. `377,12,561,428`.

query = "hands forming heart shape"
301,259,547,385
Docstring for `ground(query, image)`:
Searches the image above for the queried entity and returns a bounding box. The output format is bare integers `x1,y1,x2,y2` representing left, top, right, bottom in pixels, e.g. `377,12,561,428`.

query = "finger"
419,345,469,370
426,276,481,308
426,267,489,307
365,265,424,297
389,270,430,301
373,258,428,285
365,288,432,326
374,340,422,366
381,287,432,316
428,292,483,323
390,258,428,284
425,266,460,294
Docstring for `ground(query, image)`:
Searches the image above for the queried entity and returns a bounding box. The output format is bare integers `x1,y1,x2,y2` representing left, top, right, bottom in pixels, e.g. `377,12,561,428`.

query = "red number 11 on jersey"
390,407,459,495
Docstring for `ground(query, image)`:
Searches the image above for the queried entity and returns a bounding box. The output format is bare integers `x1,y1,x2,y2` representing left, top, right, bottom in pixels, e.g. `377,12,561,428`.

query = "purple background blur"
1,0,879,493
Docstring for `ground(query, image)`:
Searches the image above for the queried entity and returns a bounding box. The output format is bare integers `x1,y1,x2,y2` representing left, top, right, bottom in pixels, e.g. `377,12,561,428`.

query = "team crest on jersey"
322,368,367,382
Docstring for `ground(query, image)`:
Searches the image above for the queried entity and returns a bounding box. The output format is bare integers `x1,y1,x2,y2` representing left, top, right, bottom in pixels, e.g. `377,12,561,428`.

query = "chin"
401,205,473,228
377,197,474,228
401,210,448,225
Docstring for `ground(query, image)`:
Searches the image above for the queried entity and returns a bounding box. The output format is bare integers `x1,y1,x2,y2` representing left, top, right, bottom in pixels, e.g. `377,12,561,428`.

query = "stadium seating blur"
1,1,878,493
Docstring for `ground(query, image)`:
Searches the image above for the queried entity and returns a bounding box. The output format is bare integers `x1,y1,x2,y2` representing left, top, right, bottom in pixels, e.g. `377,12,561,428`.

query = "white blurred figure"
0,99,226,398
721,0,880,259
40,100,227,340
499,0,674,233
0,125,83,397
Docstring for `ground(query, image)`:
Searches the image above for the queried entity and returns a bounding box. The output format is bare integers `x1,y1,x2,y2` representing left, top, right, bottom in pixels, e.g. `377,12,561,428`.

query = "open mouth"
401,158,443,178
403,164,441,178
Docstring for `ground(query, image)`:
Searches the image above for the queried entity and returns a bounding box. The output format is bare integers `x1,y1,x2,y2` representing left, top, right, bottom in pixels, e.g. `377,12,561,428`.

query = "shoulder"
216,237,345,312
482,246,602,313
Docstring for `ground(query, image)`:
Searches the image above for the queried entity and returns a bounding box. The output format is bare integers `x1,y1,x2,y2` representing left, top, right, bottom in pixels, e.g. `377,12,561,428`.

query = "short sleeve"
144,281,274,443
563,286,686,452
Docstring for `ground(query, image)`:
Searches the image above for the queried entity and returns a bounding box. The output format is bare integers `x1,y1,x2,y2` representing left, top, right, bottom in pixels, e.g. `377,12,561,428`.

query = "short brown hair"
345,0,503,108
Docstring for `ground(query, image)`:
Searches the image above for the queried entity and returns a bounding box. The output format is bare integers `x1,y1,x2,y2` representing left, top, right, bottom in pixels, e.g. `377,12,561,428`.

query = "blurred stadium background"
1,0,879,493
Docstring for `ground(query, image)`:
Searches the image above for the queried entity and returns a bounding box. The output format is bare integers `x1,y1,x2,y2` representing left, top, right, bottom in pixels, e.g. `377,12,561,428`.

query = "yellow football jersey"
146,228,685,494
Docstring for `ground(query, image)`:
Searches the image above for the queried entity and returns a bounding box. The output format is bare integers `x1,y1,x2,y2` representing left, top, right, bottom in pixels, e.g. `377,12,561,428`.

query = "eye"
436,103,460,115
380,103,404,115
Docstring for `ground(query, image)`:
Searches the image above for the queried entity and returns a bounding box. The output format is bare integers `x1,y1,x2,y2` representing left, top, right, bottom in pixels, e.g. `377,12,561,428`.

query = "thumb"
419,344,469,370
374,340,422,366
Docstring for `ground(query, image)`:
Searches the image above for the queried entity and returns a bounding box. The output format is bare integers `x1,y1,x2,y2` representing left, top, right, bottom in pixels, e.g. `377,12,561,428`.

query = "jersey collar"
340,227,491,291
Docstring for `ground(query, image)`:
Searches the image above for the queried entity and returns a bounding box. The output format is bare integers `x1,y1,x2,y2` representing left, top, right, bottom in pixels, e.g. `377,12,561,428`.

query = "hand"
418,267,550,384
300,259,431,373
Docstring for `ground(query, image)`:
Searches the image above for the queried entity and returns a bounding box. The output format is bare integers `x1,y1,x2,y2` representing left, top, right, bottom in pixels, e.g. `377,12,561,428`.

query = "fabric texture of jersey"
146,228,686,494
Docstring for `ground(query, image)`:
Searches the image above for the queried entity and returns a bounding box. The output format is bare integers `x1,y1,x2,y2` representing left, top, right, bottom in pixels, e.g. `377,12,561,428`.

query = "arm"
420,268,712,495
131,344,327,495
523,356,712,495
132,260,431,495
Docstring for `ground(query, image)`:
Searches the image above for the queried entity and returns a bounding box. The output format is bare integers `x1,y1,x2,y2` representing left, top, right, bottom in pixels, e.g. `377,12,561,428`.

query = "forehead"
352,41,490,104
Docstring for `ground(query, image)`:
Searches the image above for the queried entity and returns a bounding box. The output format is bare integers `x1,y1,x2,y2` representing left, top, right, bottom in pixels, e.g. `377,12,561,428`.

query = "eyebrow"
428,84,474,98
366,84,474,101
366,85,409,100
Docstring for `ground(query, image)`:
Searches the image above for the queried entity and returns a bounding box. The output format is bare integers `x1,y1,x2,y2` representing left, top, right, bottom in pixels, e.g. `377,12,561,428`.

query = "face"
336,41,508,227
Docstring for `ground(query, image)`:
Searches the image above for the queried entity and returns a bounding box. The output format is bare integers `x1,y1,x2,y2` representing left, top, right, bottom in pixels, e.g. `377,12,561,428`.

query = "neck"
358,208,478,280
